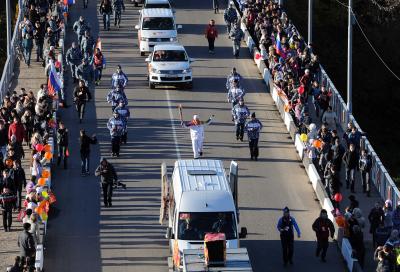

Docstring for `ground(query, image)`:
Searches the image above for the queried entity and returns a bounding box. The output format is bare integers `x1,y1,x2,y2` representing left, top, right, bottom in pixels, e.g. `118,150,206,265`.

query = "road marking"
166,89,181,159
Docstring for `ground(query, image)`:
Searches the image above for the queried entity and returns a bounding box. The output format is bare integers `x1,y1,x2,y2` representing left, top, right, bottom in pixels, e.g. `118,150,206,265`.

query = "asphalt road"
44,1,345,271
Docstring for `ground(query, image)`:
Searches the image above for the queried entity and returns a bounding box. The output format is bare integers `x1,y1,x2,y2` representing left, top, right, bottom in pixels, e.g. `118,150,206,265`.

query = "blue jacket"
107,117,126,136
277,216,301,237
232,104,250,124
111,71,128,87
114,105,131,121
245,119,263,140
107,89,128,107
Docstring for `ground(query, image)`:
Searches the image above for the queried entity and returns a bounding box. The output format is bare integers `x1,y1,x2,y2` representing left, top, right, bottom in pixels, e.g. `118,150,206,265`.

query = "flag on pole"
47,63,63,96
275,33,283,56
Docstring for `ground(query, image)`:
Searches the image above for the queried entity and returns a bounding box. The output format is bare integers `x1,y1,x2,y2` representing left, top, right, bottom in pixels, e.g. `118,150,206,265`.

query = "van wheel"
149,81,155,89
140,51,145,56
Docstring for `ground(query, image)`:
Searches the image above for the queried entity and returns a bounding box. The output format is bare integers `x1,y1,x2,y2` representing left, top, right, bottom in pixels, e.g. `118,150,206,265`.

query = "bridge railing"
0,0,24,101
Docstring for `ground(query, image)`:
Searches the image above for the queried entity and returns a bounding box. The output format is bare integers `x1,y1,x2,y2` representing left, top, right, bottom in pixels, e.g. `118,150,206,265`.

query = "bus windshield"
178,212,237,240
142,17,174,30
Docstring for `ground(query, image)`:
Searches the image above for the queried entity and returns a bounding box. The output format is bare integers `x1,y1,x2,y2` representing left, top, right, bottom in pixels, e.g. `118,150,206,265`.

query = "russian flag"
64,0,75,5
275,33,283,56
48,63,62,96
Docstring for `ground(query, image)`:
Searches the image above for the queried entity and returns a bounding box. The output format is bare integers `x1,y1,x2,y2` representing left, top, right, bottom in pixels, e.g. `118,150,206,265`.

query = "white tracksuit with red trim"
182,118,212,158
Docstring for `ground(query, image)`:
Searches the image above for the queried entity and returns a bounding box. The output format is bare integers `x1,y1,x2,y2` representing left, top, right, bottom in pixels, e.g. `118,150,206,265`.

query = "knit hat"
283,206,290,214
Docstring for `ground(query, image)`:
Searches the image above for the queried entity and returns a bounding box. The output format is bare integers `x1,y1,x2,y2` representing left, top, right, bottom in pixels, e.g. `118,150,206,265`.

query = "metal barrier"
0,0,23,101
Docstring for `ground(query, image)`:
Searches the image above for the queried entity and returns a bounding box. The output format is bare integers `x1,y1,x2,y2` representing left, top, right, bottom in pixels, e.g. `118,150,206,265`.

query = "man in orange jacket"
205,19,218,54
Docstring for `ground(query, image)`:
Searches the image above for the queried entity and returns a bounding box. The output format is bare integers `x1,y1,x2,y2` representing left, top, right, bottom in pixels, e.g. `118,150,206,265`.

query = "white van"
135,8,181,56
160,160,247,270
144,0,172,9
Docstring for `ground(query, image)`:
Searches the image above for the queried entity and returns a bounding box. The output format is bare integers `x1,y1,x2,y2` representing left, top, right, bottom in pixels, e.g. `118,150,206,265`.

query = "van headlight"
151,68,161,74
140,37,148,41
170,37,177,42
182,68,192,74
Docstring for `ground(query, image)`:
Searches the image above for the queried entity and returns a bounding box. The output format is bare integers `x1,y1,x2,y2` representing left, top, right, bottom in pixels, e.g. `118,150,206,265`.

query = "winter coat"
343,150,358,170
66,47,83,66
57,128,69,147
107,117,126,137
8,122,25,143
95,160,118,184
312,217,335,241
205,24,218,39
223,7,237,23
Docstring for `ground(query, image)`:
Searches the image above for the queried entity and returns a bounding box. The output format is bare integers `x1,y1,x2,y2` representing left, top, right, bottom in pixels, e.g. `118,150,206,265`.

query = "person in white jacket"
322,106,337,131
182,115,214,159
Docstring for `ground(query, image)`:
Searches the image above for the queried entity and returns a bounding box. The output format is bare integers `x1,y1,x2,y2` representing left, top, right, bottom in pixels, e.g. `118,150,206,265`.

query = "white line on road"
166,89,181,160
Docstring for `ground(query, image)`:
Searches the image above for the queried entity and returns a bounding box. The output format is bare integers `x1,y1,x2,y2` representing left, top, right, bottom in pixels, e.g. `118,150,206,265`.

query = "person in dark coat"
312,209,335,262
348,195,359,212
9,256,23,272
369,202,385,248
324,163,341,209
73,80,92,123
350,225,365,268
11,160,26,211
0,120,8,158
56,121,69,169
33,21,45,62
276,207,301,266
342,143,359,193
1,187,17,232
95,157,118,207
79,129,97,176
17,223,36,259
359,149,372,197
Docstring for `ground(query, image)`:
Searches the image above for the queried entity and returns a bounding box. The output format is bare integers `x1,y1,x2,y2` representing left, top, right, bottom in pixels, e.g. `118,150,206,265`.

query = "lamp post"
6,0,12,57
347,0,353,114
308,0,313,46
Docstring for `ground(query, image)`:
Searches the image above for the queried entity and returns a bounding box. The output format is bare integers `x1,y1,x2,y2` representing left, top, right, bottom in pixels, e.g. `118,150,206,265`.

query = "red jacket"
8,122,25,143
205,24,218,39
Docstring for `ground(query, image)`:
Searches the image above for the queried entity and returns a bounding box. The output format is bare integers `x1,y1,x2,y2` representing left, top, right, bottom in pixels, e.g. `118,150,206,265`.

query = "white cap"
193,115,199,120
305,69,310,74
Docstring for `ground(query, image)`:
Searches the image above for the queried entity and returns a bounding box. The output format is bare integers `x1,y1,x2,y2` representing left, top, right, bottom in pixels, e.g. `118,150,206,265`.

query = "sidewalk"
0,47,53,271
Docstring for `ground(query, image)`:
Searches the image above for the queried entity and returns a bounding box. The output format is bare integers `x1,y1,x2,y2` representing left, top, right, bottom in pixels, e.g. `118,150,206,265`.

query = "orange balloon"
313,140,322,148
42,170,50,178
44,144,52,153
5,159,13,167
38,178,46,186
44,152,53,160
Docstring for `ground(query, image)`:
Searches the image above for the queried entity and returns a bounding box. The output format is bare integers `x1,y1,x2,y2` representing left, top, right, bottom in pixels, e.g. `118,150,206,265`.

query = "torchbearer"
179,105,213,159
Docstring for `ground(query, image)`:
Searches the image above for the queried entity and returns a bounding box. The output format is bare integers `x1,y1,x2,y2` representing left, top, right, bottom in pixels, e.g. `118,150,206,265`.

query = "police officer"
232,98,250,141
73,16,90,45
229,22,244,58
312,209,335,263
225,67,242,90
223,2,238,35
76,58,93,87
113,101,130,144
111,65,128,88
66,42,83,82
113,0,125,28
227,79,245,109
107,112,125,157
107,85,128,111
73,80,92,123
277,207,301,266
80,30,96,57
245,112,263,160
95,158,118,207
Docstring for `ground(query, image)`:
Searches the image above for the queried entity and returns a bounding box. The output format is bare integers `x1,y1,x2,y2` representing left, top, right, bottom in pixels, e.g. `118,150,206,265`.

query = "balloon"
5,159,13,167
300,133,308,142
36,144,44,152
313,140,322,148
38,178,46,186
334,193,343,202
42,170,50,178
41,212,48,221
44,152,53,160
44,144,52,153
42,191,49,198
255,52,261,60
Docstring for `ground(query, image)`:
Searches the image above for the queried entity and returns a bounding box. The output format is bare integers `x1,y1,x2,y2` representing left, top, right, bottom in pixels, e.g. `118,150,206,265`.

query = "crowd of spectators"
1,0,66,271
234,0,400,270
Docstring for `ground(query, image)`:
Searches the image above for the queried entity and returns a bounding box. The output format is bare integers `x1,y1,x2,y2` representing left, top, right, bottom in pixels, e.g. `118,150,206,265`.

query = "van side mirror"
239,227,247,239
177,25,183,29
165,227,174,239
135,25,140,30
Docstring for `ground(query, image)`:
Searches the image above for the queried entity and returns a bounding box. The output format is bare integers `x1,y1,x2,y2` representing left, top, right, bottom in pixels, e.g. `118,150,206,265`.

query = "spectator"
359,149,372,197
224,2,238,34
350,225,365,268
385,229,400,248
369,202,385,247
0,120,8,158
8,256,23,272
8,117,26,145
33,21,45,62
93,48,105,86
1,187,17,232
205,20,218,54
383,200,394,229
348,195,359,212
322,106,337,131
79,129,97,176
99,0,113,31
21,24,34,67
391,202,400,231
343,144,359,193
312,209,335,262
12,160,26,211
17,223,36,260
56,121,69,169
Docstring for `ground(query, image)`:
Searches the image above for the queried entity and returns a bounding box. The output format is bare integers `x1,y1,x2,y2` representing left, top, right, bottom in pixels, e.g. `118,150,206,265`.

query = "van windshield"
153,50,187,62
145,4,171,8
178,212,237,240
142,17,174,30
